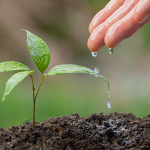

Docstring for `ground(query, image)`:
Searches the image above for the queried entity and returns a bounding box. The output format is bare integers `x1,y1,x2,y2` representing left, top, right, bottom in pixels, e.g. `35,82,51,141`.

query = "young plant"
0,30,109,130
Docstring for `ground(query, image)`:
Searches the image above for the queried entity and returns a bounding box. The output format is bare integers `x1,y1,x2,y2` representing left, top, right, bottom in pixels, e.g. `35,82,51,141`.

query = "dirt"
0,112,150,150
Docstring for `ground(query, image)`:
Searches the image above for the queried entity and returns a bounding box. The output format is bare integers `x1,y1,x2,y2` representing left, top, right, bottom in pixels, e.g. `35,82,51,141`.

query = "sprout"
0,30,109,130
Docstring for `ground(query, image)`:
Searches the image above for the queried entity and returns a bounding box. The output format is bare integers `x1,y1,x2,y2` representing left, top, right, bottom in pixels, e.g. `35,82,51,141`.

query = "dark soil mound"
0,112,150,150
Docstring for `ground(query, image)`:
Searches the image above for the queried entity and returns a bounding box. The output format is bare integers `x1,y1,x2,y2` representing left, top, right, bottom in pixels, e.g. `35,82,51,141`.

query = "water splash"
109,48,114,54
94,66,99,77
107,100,112,109
92,52,97,57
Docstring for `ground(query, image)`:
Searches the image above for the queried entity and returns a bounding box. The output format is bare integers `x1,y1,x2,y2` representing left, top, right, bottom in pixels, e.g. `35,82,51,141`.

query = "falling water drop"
94,66,99,77
109,48,114,54
107,100,112,109
108,91,110,98
92,52,97,57
107,90,112,109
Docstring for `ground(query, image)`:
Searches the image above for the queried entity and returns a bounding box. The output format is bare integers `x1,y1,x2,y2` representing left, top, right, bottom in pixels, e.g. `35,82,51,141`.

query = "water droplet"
34,88,36,94
92,52,97,57
107,100,112,109
108,91,110,98
109,48,114,54
94,66,99,77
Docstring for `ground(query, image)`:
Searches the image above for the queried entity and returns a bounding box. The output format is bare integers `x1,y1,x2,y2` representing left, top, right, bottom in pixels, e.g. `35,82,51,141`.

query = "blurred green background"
0,0,150,129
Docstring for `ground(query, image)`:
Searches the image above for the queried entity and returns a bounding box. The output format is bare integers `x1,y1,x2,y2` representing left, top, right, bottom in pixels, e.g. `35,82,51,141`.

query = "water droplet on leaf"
109,48,114,54
94,66,99,77
92,52,97,57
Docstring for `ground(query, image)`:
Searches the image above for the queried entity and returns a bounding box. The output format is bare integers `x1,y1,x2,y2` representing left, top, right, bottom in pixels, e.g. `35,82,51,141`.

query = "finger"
88,0,140,52
106,0,140,24
88,22,110,52
134,0,150,23
89,0,126,34
105,9,150,48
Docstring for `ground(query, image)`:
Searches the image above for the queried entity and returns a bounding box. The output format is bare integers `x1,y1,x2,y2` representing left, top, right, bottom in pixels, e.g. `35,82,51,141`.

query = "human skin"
88,0,150,52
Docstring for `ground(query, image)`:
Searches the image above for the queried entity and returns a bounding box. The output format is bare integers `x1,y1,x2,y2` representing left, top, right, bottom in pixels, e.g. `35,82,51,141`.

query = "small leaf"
2,70,34,101
23,29,50,74
46,64,95,75
0,61,30,72
46,64,109,91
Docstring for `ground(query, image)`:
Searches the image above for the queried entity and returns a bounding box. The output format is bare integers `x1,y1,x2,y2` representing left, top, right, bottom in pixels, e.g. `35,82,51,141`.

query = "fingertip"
88,23,110,52
87,35,104,52
104,24,121,49
104,36,115,49
87,36,99,52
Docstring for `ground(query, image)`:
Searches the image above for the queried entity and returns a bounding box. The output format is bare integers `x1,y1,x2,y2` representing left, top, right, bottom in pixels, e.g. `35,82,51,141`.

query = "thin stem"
33,98,36,130
30,74,35,130
34,75,45,101
30,74,46,130
30,74,35,100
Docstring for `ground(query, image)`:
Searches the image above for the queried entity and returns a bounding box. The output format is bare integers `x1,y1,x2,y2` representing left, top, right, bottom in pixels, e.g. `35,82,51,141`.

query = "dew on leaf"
94,66,99,77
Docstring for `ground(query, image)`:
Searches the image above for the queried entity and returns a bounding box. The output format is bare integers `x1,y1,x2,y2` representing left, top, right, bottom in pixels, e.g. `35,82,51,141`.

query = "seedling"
0,30,109,130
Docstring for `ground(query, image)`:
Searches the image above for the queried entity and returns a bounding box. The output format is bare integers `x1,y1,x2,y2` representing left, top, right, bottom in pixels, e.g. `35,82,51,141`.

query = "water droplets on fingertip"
92,52,97,57
109,48,114,54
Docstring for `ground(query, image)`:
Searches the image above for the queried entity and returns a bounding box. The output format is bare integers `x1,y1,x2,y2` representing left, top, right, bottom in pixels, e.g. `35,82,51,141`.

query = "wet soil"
0,112,150,150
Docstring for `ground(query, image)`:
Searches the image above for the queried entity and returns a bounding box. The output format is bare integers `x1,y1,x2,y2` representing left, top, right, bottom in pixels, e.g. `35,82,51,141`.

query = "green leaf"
23,29,50,74
2,70,34,101
46,64,109,91
0,61,30,72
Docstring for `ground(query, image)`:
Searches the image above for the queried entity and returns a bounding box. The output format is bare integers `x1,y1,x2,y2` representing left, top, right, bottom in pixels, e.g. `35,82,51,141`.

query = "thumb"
134,0,150,23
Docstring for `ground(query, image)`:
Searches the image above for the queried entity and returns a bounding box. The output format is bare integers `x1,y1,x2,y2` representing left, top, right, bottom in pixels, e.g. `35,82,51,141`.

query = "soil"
0,112,150,150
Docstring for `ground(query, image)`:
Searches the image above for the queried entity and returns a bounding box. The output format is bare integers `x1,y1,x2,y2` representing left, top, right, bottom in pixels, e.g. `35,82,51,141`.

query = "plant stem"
30,74,35,100
30,74,46,130
33,97,36,130
30,74,35,130
34,75,45,101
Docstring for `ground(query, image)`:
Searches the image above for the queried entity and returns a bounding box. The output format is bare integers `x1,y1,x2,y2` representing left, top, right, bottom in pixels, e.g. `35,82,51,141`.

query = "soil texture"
0,112,150,150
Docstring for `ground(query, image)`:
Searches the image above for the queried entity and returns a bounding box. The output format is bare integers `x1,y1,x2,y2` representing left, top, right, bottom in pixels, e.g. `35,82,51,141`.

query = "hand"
88,0,150,52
